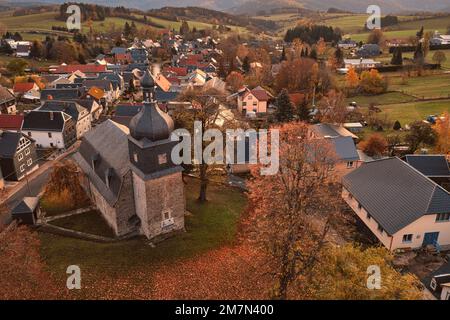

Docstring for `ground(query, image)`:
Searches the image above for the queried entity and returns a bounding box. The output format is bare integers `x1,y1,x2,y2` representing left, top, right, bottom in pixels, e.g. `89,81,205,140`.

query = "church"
73,69,185,239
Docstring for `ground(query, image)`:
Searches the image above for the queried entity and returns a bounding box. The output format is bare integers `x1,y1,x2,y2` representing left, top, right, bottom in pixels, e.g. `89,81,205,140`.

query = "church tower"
128,69,185,239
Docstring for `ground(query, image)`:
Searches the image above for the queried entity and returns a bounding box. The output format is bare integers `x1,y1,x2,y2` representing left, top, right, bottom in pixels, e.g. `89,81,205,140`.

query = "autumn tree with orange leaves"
435,112,450,155
226,71,244,92
244,122,342,299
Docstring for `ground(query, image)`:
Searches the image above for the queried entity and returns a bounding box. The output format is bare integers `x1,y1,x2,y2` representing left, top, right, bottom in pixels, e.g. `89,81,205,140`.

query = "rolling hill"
1,0,450,14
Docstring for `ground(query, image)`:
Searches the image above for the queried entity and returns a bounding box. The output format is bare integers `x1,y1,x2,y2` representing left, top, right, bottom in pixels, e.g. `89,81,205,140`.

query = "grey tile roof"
115,105,143,117
73,120,130,206
39,100,88,121
41,88,83,101
343,157,450,235
404,155,450,177
327,136,360,162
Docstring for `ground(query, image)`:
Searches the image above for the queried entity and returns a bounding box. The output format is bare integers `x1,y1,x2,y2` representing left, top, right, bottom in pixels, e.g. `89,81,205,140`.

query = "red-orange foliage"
0,224,62,299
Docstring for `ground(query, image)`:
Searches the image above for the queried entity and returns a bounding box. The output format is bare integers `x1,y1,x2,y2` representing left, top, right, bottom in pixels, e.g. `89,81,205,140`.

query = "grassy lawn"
376,99,450,125
39,178,246,273
49,210,115,238
389,73,450,99
346,91,416,107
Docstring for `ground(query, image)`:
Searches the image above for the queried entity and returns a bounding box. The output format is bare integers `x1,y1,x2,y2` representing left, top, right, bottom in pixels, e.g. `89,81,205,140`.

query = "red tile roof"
244,88,270,102
0,114,24,130
53,64,107,74
163,67,188,77
13,82,36,93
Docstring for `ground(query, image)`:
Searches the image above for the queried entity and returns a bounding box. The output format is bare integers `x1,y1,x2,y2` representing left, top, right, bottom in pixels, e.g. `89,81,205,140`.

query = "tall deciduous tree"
405,121,437,153
245,122,341,299
435,112,450,155
360,133,388,157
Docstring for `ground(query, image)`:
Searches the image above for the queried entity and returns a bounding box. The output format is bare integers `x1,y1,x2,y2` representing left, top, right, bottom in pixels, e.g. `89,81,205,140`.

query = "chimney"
47,95,53,100
49,111,54,121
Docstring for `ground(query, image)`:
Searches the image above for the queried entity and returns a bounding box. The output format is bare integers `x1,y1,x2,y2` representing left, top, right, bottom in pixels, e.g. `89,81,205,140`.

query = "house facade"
0,86,17,114
22,110,76,149
0,131,39,181
237,86,271,116
342,157,450,251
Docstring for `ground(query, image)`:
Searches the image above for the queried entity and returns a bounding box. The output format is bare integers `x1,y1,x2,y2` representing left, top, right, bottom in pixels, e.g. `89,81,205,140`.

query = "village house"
13,82,40,102
236,86,272,116
338,39,357,49
37,100,91,139
430,31,450,45
423,262,450,300
0,130,39,181
343,58,381,71
342,157,450,251
403,154,450,191
356,44,382,57
11,197,40,225
73,70,185,239
22,110,76,149
0,86,17,114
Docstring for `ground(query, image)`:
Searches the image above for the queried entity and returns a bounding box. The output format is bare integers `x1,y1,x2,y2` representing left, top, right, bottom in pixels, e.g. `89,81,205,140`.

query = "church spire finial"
141,69,155,103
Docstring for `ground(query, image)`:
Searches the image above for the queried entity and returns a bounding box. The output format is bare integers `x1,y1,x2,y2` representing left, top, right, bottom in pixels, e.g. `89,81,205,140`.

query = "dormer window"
133,152,138,162
91,153,99,169
158,153,167,165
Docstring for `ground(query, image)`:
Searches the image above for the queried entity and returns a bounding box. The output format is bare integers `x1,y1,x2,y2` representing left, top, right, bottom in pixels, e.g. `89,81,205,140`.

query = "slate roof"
39,100,88,121
73,120,130,205
83,79,112,91
0,131,22,157
11,197,39,214
41,88,83,101
404,155,450,177
343,157,450,235
22,110,70,131
155,90,178,102
53,64,107,74
115,104,143,117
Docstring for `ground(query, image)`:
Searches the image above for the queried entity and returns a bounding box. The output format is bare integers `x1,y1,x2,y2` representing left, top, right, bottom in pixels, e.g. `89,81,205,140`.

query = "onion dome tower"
127,68,185,240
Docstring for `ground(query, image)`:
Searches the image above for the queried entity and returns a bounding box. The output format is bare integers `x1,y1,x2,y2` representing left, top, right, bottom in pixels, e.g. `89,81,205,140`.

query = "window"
28,132,32,137
48,132,52,138
436,213,450,222
25,148,30,155
27,158,32,166
17,153,23,161
158,153,167,165
242,102,247,106
133,152,138,162
163,211,171,220
358,203,362,210
253,101,257,106
19,164,25,172
366,212,371,220
430,278,437,291
402,234,413,243
347,161,354,168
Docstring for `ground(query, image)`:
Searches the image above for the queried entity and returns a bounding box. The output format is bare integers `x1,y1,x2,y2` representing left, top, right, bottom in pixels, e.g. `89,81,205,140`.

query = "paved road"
1,165,52,225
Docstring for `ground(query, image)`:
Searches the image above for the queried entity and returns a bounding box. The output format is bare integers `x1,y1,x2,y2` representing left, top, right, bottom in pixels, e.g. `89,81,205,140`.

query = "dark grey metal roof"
343,157,450,235
404,155,450,177
115,105,143,117
39,100,88,121
0,86,15,104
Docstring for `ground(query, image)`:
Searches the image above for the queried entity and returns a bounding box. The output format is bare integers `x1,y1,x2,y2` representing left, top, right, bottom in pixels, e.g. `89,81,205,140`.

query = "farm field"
0,10,246,40
346,91,416,107
389,73,450,99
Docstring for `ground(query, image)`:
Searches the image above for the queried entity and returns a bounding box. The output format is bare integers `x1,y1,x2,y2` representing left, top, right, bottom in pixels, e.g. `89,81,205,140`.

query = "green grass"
49,210,115,238
389,73,450,99
346,91,416,107
39,178,246,273
377,99,450,125
1,11,246,40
